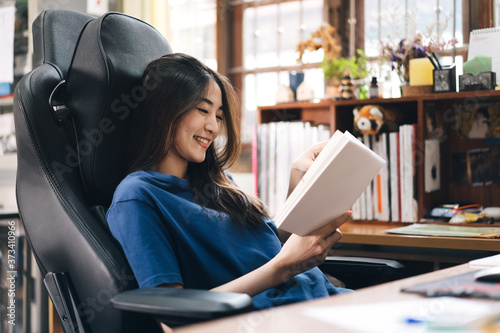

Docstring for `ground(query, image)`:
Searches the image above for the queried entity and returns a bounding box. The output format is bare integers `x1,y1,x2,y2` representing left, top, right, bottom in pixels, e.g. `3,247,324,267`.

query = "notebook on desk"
386,223,500,238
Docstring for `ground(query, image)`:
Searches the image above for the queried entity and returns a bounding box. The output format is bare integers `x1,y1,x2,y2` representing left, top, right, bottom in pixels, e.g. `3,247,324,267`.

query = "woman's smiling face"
165,80,224,175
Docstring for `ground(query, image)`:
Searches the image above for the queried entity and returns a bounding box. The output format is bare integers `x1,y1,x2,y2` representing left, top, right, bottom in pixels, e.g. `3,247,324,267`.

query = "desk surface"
174,264,496,333
339,221,500,252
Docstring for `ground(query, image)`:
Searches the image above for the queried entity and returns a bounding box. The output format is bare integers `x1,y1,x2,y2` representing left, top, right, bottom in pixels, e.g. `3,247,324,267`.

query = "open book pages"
274,130,386,236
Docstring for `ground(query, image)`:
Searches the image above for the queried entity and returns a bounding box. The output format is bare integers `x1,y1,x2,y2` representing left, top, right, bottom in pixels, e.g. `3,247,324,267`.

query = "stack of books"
253,121,330,217
253,122,419,225
352,124,418,223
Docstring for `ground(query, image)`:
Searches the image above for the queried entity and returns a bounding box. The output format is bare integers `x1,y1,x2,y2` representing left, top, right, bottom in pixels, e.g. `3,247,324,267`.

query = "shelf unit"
257,91,500,223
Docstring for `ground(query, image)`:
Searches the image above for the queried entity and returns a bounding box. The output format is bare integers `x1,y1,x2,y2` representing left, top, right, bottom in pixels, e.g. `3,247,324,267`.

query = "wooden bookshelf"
257,91,500,223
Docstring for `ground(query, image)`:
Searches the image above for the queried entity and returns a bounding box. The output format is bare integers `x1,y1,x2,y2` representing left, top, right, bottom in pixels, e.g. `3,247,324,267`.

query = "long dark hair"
127,53,268,227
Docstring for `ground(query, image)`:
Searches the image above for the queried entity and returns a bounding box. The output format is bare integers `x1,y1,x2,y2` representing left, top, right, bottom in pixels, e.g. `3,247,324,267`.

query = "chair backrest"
14,9,171,332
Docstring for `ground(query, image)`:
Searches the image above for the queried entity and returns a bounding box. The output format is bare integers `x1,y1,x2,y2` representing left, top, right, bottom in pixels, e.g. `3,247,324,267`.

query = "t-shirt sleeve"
106,199,183,288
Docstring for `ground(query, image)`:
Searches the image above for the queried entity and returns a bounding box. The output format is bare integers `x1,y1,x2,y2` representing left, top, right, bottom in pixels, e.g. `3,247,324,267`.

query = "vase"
289,71,304,101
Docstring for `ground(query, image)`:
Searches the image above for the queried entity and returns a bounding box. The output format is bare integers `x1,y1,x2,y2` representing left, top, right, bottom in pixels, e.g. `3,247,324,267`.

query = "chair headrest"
32,9,94,77
63,12,172,206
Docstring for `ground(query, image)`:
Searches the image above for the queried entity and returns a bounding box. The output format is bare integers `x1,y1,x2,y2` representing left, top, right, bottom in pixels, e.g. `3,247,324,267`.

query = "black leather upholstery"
14,9,171,332
63,12,171,206
31,10,94,78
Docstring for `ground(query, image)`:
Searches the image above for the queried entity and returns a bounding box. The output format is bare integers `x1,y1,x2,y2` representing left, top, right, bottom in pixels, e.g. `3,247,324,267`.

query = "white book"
290,122,302,166
257,124,268,206
267,122,277,217
274,130,386,236
409,125,418,222
389,132,400,222
399,125,407,222
357,136,367,220
375,133,390,221
275,122,288,214
363,134,374,220
400,124,417,222
318,124,332,142
311,125,318,144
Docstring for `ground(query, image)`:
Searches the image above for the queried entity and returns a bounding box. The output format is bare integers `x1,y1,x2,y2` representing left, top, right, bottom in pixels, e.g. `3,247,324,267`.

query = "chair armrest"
320,256,405,275
111,287,253,327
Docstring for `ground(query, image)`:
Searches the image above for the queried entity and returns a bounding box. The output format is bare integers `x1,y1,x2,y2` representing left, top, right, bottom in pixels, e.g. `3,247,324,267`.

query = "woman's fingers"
292,141,328,174
325,229,343,242
308,140,328,158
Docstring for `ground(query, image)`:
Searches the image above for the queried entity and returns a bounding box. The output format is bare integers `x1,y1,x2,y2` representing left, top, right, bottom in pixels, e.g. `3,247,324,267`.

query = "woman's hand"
273,211,351,280
288,141,328,197
208,210,350,297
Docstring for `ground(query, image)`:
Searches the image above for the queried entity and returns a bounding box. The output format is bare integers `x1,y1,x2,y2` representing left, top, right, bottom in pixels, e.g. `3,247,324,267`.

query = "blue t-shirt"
106,170,350,309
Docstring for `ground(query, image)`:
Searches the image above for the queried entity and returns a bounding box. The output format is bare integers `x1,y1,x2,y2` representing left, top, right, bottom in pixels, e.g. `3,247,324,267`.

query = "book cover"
363,134,374,220
274,130,386,236
373,134,390,221
389,132,400,221
252,124,258,196
258,124,269,206
267,122,277,216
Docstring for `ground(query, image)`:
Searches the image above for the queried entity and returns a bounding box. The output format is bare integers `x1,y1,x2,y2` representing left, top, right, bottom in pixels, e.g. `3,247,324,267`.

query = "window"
121,0,217,69
233,0,325,142
167,0,218,70
364,0,465,97
231,0,469,142
365,0,463,57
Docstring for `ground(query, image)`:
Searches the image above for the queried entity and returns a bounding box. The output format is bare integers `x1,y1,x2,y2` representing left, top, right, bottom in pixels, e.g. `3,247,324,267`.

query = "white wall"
0,153,17,212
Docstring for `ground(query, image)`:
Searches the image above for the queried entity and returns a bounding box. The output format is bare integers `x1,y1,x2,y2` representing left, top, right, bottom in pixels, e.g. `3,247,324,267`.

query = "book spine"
258,124,268,207
399,125,407,222
252,124,258,196
396,131,402,222
268,122,276,217
389,132,400,222
381,133,390,221
411,123,418,222
363,134,374,220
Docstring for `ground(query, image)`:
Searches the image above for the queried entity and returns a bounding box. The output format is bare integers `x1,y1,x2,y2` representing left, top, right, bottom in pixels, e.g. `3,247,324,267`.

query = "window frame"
217,0,494,170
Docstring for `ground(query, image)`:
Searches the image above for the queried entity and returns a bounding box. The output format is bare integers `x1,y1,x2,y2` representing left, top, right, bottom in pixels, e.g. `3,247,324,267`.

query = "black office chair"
14,10,253,332
14,9,403,333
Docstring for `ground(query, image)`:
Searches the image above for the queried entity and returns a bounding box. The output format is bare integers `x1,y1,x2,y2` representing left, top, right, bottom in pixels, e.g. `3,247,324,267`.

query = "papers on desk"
303,297,500,333
386,223,500,238
469,254,500,268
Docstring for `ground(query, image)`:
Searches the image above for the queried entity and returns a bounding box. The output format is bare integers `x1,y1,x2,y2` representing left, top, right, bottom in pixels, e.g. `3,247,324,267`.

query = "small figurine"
339,75,355,100
353,104,403,134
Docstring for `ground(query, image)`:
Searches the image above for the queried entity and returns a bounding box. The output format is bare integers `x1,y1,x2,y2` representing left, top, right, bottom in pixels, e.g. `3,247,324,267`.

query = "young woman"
106,53,352,321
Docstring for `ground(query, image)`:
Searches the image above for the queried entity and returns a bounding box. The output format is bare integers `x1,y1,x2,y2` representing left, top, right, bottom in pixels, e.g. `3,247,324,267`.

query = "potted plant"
297,24,370,98
322,49,370,82
381,31,458,85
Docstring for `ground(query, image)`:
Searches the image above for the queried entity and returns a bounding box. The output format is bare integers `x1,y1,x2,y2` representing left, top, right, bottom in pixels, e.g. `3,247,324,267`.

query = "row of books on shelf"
352,124,418,222
252,121,419,223
252,122,331,217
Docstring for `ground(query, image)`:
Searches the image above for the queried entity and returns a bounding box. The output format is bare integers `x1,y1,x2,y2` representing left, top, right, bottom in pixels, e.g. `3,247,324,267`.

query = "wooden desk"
174,264,497,333
333,221,500,271
339,221,500,251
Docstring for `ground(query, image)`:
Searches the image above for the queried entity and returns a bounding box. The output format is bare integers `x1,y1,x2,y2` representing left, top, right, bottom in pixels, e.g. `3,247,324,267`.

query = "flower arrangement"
381,31,458,83
296,23,342,63
296,23,370,83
